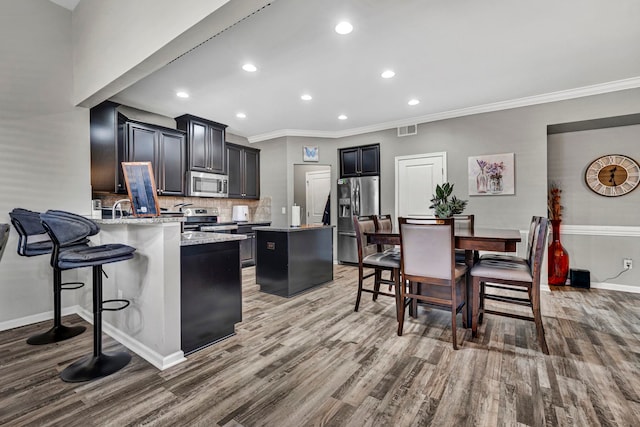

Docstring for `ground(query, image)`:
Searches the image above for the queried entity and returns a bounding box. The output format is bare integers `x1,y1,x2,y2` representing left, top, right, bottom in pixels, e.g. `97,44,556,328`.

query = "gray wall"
256,88,640,288
0,1,90,325
548,124,640,286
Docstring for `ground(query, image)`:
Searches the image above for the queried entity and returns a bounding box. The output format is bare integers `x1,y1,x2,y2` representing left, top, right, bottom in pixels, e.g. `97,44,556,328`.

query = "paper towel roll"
291,205,301,227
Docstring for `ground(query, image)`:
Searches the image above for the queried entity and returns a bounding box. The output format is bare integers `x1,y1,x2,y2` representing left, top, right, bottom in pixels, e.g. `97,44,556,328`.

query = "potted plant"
429,182,468,218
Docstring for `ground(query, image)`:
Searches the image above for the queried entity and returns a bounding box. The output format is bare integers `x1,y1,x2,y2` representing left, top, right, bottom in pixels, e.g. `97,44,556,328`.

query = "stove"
181,207,238,233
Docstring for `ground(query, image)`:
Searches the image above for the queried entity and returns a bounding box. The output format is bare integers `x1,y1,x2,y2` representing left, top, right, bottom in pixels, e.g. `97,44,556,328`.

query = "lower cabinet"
235,223,270,267
180,241,242,355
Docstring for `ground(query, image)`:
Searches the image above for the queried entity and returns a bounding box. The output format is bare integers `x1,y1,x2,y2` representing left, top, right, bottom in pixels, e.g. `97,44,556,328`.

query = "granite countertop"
253,225,335,232
181,231,247,246
94,216,185,225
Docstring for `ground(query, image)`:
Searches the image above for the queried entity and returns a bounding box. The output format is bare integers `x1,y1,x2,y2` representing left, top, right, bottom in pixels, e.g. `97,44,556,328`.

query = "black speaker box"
569,269,590,289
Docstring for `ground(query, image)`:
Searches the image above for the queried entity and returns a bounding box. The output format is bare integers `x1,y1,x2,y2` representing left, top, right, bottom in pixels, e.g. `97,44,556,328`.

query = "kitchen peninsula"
254,225,334,297
81,217,245,370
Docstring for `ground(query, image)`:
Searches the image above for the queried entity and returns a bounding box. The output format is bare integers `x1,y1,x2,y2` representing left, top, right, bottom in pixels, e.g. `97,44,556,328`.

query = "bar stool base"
26,325,86,345
60,351,131,383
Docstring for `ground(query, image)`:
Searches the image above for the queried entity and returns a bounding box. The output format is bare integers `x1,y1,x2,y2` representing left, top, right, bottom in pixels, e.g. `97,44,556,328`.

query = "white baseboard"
541,282,640,294
0,305,79,332
76,307,186,371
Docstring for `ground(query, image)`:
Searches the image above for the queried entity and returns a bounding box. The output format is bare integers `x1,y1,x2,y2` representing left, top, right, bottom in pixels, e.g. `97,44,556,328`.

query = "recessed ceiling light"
242,63,257,72
236,112,246,119
338,114,348,120
381,70,395,79
408,99,420,106
301,94,313,101
176,91,189,98
335,21,353,35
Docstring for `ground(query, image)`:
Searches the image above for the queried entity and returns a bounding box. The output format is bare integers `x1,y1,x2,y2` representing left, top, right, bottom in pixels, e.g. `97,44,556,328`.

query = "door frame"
394,151,447,225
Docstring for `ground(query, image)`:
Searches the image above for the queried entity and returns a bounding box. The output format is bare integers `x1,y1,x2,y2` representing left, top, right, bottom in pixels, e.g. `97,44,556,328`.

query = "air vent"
397,124,417,137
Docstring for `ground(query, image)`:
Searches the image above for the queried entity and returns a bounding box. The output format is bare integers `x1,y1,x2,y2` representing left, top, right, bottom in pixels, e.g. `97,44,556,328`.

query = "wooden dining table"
365,226,522,324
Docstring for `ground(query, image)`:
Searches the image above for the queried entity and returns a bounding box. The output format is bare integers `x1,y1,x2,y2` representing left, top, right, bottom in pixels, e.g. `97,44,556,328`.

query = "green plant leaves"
430,182,468,218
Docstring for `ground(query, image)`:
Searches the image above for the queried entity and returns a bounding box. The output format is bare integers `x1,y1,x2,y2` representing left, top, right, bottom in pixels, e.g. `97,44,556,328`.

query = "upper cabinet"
125,121,186,196
339,143,380,177
176,114,227,174
90,102,186,195
226,143,260,199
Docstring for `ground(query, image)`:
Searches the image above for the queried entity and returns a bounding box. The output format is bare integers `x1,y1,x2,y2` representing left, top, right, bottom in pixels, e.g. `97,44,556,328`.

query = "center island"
253,225,334,297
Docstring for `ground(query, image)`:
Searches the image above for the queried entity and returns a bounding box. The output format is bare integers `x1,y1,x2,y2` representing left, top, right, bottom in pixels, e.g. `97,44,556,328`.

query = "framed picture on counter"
122,162,160,217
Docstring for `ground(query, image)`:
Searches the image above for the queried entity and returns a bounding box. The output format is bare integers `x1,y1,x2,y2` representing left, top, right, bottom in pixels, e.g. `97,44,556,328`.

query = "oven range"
181,207,238,233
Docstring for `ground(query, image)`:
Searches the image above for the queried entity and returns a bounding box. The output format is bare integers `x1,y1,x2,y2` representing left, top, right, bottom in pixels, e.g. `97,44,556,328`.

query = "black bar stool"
40,210,136,383
0,223,9,262
9,208,87,344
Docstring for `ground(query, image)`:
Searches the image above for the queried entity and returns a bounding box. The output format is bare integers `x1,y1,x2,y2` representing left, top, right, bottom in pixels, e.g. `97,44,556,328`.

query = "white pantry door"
306,170,331,224
395,152,446,222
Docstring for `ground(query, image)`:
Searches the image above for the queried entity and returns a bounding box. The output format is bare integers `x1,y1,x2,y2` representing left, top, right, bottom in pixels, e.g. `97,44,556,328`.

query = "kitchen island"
254,225,334,297
82,218,244,369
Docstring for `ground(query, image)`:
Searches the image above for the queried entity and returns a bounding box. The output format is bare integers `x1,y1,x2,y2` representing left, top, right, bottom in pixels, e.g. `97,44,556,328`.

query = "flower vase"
548,219,569,285
489,176,503,194
476,169,488,193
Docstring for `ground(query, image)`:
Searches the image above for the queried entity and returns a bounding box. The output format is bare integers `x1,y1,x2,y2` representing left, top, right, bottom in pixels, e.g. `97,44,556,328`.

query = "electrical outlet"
623,258,633,269
117,289,123,299
281,207,286,214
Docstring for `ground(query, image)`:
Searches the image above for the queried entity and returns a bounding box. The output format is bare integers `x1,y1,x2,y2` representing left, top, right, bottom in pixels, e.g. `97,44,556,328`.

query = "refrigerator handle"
354,180,360,216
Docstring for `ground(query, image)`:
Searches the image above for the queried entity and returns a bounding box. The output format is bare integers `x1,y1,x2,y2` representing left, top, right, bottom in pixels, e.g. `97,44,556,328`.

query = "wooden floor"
1,265,639,426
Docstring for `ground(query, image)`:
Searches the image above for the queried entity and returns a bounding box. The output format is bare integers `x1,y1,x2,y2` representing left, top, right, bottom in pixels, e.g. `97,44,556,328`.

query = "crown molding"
247,76,640,143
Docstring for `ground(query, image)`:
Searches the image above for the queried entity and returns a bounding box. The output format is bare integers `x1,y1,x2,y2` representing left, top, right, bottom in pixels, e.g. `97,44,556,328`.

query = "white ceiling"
111,0,640,142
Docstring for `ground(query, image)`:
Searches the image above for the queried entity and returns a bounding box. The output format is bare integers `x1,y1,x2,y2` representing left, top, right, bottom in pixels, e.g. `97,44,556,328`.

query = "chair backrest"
9,208,51,256
353,215,378,262
529,217,549,285
373,214,394,251
526,216,542,261
0,223,9,262
40,211,99,248
399,217,455,281
453,214,474,233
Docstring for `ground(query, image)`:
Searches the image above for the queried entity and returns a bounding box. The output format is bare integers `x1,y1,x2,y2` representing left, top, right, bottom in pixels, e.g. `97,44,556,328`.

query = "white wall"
0,0,91,326
72,0,272,107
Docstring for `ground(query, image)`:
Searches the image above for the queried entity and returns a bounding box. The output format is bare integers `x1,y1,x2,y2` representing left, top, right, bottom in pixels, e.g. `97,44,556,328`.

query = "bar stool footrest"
60,351,131,383
26,324,86,345
102,299,130,311
61,281,84,291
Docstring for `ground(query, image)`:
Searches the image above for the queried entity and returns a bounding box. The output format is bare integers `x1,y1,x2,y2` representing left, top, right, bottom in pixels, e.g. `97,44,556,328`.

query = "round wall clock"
584,154,640,197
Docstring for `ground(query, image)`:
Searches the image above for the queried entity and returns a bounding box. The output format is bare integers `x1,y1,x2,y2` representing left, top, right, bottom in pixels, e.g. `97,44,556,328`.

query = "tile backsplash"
93,193,271,223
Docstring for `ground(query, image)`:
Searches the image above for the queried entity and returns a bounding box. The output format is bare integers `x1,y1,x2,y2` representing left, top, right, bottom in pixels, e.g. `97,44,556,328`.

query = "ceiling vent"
397,124,417,137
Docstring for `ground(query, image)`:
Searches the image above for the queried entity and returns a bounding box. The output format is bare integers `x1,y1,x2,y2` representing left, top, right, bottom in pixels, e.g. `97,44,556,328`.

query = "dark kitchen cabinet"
226,143,260,199
339,144,380,177
125,121,186,196
176,114,227,174
235,222,270,267
89,102,186,195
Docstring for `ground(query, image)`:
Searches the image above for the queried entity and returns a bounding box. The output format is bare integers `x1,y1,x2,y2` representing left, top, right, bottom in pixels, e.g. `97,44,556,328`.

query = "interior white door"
306,170,331,224
395,152,446,221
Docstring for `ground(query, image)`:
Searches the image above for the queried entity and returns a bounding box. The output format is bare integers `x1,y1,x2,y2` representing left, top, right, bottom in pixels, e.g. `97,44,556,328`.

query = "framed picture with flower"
467,153,515,196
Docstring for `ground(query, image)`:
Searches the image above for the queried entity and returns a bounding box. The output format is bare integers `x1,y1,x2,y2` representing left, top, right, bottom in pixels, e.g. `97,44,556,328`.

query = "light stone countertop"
94,216,185,225
181,231,247,246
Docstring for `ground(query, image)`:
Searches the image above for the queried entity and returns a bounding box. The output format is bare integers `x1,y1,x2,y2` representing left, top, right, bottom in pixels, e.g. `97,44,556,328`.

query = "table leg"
464,249,474,327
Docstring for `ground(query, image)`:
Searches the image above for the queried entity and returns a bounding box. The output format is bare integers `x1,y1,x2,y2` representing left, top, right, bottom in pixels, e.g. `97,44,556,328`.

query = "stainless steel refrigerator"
337,176,380,264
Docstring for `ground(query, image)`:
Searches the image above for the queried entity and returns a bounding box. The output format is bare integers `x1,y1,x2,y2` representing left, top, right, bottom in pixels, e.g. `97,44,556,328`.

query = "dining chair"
373,214,399,254
397,217,468,349
353,215,401,318
480,216,541,264
470,217,549,354
453,214,475,264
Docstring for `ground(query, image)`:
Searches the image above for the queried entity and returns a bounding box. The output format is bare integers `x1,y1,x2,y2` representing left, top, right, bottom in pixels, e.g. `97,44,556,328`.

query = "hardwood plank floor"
1,265,639,426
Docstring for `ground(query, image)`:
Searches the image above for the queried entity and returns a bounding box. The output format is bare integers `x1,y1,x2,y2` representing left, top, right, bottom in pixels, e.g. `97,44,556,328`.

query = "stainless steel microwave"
187,171,228,198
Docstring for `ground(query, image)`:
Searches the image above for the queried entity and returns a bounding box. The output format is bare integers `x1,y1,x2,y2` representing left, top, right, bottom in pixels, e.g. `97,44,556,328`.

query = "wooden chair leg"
472,276,480,337
393,268,401,322
354,267,364,312
372,270,381,301
411,282,418,319
532,286,549,354
461,278,468,329
397,278,406,336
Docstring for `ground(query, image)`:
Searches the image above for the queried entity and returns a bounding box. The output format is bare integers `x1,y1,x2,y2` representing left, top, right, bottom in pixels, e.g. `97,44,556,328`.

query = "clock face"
585,154,640,197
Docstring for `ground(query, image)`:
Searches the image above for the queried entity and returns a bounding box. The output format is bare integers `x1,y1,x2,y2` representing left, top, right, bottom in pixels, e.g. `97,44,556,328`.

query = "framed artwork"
468,153,515,196
303,146,319,162
121,162,160,216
